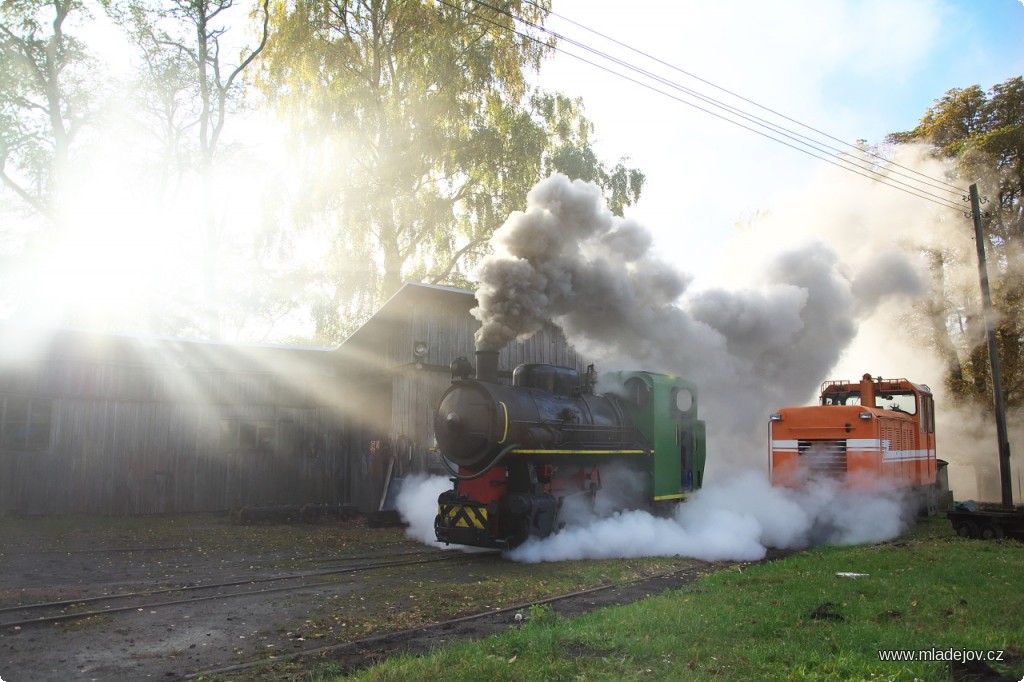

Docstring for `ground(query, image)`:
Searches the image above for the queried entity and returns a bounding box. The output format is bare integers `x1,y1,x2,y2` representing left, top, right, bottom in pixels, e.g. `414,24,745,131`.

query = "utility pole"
969,183,1014,508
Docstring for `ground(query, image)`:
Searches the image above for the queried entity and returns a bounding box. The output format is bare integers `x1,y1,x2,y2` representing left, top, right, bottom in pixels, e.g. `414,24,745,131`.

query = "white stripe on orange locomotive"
771,438,936,461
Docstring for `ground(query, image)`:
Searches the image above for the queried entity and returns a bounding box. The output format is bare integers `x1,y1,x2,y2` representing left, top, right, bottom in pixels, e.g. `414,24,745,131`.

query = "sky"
532,0,1024,286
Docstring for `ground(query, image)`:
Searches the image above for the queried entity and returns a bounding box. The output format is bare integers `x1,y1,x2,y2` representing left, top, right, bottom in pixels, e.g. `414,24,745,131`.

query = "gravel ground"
0,515,724,681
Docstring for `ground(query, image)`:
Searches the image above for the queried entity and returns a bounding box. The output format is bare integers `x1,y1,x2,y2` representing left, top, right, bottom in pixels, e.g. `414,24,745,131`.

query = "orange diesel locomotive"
769,374,939,512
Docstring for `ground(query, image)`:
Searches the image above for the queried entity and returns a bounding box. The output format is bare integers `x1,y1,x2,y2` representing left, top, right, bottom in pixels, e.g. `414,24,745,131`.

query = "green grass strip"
337,518,1024,682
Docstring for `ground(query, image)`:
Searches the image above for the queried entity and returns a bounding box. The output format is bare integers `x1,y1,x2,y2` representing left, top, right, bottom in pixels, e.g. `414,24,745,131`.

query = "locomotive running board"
653,492,692,501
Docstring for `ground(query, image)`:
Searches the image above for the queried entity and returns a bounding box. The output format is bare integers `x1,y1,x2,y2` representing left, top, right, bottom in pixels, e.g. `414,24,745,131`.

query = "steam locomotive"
769,373,945,514
433,350,707,549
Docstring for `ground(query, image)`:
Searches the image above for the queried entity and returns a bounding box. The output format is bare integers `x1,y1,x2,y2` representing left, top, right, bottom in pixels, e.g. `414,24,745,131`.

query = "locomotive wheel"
980,523,1005,540
955,521,979,539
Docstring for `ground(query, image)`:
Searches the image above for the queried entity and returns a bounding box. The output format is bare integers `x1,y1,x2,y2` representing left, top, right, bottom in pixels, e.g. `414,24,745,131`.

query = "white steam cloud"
395,474,452,547
395,472,912,563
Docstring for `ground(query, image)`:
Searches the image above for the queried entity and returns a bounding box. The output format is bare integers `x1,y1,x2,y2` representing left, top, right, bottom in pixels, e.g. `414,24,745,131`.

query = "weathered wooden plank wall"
0,331,350,515
1,284,592,516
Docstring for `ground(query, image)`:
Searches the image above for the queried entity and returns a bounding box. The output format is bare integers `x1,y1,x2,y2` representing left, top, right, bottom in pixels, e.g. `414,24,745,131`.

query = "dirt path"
0,516,728,681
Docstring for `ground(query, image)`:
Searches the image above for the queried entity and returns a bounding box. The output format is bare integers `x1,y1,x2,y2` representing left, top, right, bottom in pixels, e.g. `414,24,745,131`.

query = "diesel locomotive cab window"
877,392,917,414
823,393,861,406
0,395,53,451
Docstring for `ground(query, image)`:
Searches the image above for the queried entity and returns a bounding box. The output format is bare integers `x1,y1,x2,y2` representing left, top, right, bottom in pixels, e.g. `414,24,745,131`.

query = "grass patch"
340,518,1024,681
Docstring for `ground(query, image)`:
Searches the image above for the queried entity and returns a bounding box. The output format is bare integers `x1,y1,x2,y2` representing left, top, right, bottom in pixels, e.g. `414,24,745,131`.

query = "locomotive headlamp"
859,412,873,420
769,413,782,421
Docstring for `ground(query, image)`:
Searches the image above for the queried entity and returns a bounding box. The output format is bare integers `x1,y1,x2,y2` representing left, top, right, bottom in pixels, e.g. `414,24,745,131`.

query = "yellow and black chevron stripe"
439,504,487,530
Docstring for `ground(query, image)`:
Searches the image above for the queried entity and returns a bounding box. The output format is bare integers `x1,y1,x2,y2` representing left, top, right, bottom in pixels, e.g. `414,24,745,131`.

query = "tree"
0,0,100,224
104,0,270,171
102,0,272,338
257,0,644,342
888,76,1024,409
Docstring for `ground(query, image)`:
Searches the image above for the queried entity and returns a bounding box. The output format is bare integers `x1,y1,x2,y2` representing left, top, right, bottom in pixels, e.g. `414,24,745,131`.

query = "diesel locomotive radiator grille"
798,439,848,476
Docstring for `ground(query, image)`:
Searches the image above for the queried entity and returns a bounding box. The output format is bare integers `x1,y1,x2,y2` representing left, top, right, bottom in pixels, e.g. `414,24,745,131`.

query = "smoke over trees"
887,76,1024,411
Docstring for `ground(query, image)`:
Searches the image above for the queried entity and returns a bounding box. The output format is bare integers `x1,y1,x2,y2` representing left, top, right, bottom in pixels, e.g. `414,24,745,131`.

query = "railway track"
2,545,444,591
0,549,493,630
183,563,715,680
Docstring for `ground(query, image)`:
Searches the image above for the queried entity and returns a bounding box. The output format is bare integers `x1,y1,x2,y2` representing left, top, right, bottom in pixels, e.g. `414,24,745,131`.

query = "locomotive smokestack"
475,350,499,383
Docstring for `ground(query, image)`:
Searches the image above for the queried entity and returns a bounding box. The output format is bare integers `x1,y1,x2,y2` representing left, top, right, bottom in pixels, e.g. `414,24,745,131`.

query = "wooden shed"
0,283,587,516
0,327,347,514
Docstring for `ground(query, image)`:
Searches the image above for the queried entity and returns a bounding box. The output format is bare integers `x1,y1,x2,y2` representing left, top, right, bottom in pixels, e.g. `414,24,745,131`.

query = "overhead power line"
485,0,968,211
439,0,971,213
521,0,967,198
